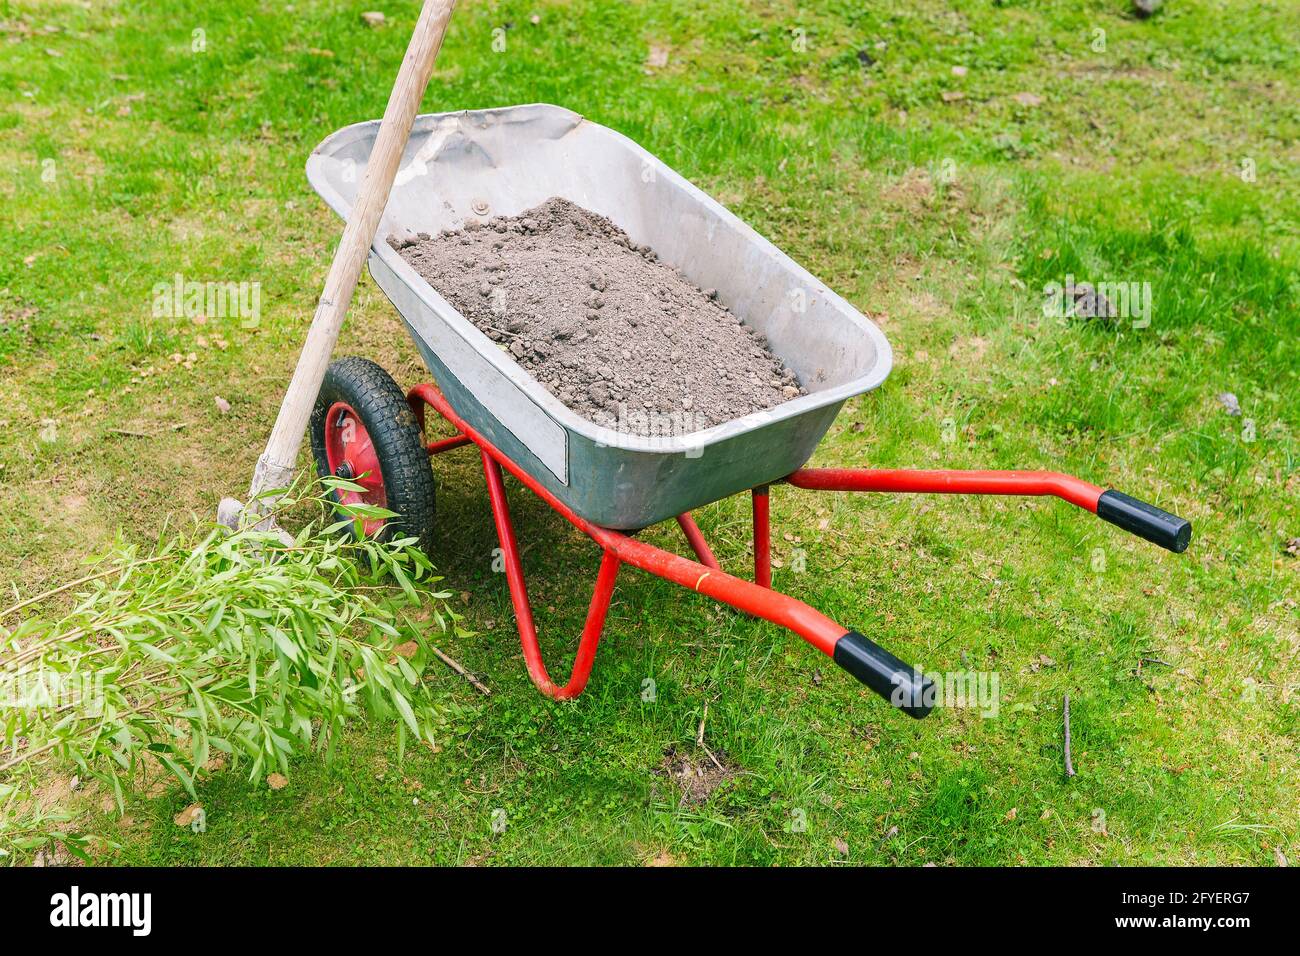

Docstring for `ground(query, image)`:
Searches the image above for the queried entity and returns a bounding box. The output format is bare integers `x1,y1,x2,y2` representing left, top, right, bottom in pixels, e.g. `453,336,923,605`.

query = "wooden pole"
246,0,456,502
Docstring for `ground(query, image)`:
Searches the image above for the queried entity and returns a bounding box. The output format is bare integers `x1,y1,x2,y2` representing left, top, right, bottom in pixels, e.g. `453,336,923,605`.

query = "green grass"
2,0,1297,866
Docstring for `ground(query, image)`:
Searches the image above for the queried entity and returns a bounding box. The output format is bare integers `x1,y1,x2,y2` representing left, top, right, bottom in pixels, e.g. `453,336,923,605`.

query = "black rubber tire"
309,356,435,551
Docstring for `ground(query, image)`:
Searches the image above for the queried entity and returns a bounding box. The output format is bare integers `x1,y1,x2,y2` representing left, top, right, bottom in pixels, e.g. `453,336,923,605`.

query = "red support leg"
752,485,771,588
675,513,720,570
480,450,621,700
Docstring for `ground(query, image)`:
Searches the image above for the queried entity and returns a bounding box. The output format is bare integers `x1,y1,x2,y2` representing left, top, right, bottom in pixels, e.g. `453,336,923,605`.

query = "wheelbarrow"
302,105,1191,717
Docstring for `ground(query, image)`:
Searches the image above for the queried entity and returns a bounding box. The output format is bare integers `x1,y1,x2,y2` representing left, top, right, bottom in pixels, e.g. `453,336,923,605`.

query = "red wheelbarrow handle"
788,469,1191,553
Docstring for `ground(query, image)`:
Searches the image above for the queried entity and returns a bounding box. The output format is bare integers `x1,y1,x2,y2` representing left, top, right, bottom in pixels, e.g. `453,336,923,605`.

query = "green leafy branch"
0,478,466,861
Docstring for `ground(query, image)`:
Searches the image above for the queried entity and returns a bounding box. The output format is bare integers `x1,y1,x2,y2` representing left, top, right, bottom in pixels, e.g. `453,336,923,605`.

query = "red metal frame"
405,382,1121,701
480,451,622,699
787,468,1104,512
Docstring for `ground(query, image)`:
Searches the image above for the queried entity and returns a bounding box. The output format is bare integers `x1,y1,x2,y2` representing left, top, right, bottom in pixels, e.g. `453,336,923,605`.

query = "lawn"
1,0,1296,865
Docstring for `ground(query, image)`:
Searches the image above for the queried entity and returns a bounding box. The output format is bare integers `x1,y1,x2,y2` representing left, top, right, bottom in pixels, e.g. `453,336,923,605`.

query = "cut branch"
1063,694,1076,778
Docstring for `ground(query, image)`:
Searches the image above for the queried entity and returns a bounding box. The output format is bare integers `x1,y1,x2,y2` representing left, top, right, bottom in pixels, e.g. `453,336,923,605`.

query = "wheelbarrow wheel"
309,356,435,551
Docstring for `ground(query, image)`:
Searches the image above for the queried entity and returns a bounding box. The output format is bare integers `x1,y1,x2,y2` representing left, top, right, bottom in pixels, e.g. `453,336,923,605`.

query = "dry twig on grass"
429,644,491,695
695,702,726,772
1063,694,1076,778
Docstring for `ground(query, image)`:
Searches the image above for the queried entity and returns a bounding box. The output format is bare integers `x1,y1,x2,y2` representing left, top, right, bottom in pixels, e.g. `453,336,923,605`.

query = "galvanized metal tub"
305,104,891,529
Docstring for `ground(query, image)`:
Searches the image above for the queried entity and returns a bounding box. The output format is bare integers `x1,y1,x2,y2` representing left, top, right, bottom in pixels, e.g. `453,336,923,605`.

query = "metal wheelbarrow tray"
305,105,1192,715
307,104,891,530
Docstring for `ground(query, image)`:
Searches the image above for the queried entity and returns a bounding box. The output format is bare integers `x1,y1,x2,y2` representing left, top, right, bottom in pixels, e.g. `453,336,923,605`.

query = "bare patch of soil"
656,744,736,805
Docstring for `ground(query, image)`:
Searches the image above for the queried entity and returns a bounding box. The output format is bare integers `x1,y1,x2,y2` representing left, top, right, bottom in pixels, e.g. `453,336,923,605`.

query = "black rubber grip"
1096,490,1191,553
832,631,934,719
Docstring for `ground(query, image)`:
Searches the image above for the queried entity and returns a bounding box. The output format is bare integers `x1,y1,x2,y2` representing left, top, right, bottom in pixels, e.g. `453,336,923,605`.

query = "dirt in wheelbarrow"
390,197,806,437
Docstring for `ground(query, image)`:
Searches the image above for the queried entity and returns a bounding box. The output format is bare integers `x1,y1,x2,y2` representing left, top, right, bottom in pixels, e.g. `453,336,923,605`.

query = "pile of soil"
389,197,804,437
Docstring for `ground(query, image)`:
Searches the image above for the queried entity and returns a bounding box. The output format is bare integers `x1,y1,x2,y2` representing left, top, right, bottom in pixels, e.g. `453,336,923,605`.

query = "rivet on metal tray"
471,198,490,216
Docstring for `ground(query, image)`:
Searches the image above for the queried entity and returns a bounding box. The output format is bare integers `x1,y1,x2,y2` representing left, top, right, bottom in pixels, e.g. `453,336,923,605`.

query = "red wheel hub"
323,402,387,536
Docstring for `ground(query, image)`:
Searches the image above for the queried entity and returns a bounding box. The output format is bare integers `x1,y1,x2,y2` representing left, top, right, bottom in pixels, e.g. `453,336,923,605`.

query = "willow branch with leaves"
0,478,467,861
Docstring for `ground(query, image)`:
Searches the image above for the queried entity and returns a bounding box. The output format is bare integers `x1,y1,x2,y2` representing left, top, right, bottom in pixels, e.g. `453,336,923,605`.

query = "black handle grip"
832,631,934,719
1096,489,1191,553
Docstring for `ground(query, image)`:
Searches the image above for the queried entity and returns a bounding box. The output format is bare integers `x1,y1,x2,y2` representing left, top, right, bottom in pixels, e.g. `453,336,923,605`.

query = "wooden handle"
248,0,457,500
